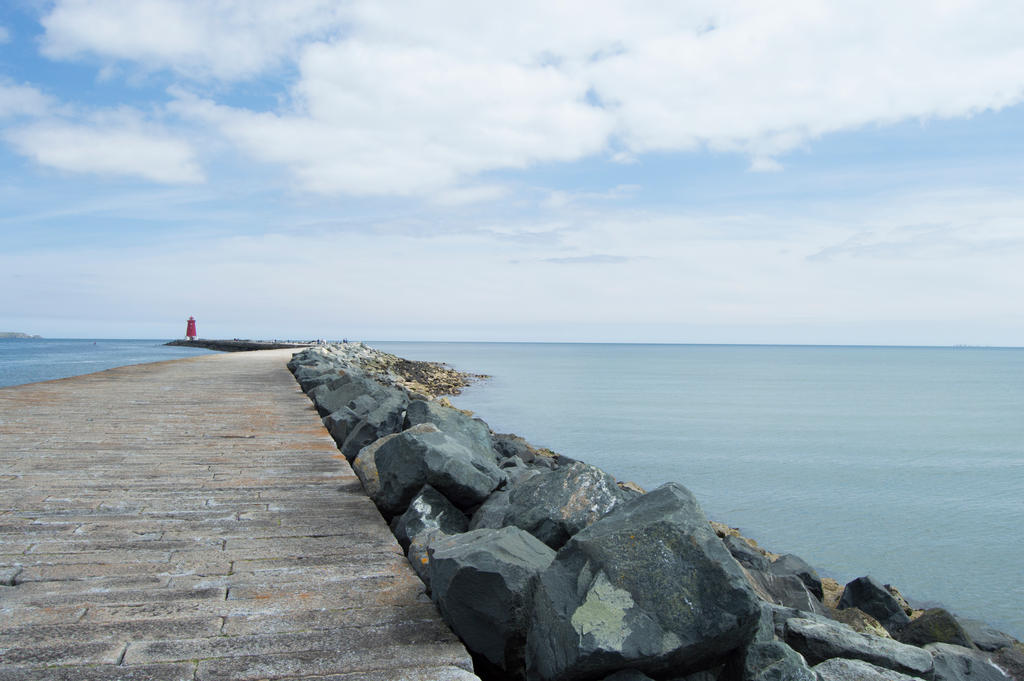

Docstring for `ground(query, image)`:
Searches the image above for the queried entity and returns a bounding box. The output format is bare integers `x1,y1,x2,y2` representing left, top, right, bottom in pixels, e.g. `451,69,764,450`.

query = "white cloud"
170,39,612,195
40,0,343,80
0,26,10,44
38,1,1024,196
749,157,783,173
0,82,54,118
6,116,203,184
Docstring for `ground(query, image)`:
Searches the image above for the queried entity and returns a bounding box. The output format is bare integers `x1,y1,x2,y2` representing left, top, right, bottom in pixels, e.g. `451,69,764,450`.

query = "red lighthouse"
185,316,197,340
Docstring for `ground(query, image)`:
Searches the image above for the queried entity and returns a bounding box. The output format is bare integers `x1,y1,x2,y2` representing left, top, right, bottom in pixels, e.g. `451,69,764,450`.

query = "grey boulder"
926,643,1011,681
526,483,761,681
352,424,439,498
784,617,933,677
307,370,377,415
898,608,975,649
470,489,513,531
736,640,816,681
768,554,823,601
390,485,468,553
373,427,506,517
493,433,538,463
724,535,771,572
337,392,409,460
956,619,1018,653
744,569,828,616
406,399,494,455
838,576,912,635
429,527,556,680
813,658,920,681
475,461,631,549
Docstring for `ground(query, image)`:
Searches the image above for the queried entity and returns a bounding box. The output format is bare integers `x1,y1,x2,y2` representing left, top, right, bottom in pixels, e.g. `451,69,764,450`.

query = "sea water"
373,342,1024,639
0,338,217,388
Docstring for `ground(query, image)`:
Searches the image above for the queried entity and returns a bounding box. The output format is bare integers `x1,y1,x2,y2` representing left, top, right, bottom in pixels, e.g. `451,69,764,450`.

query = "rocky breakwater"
288,343,1023,681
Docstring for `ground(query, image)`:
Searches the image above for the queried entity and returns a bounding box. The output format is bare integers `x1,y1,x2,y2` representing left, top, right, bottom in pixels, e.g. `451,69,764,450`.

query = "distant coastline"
0,332,42,339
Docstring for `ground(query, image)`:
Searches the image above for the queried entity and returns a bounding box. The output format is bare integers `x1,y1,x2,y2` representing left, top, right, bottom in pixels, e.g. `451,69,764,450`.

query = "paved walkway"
0,350,478,680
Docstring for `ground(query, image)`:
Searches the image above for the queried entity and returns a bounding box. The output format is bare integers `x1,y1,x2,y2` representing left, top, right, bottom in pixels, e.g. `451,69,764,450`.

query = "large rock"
353,424,439,498
784,617,933,678
899,609,975,649
736,640,816,681
526,483,761,681
429,527,556,680
839,576,912,635
373,427,506,517
406,399,494,455
307,370,377,415
957,619,1018,653
992,646,1024,680
470,489,514,531
724,535,771,572
926,643,1011,681
474,461,631,550
493,433,539,463
813,658,920,681
391,485,468,553
292,363,339,392
338,392,409,460
768,554,823,601
743,569,828,616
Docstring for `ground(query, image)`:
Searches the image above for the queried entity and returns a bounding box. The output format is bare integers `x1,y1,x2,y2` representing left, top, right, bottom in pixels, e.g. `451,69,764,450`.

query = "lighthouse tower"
185,316,197,341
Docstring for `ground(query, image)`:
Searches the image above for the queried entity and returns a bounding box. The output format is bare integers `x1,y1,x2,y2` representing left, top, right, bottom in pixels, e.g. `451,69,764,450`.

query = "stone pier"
0,350,478,680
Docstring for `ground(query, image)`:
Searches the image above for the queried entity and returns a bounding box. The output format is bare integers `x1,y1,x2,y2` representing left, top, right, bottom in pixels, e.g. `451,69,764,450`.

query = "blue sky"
2,2,1023,344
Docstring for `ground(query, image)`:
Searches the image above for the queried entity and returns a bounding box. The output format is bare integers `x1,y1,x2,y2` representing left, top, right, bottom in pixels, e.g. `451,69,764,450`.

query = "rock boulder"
406,399,494,455
373,427,506,517
390,485,468,553
813,658,920,681
784,617,933,677
737,640,817,681
899,609,975,649
475,461,631,550
429,527,556,680
838,576,912,635
526,483,760,681
926,643,1011,681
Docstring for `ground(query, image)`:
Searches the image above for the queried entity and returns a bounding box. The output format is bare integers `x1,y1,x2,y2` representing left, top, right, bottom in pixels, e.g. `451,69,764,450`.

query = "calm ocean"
2,339,1021,638
373,342,1024,639
0,338,217,388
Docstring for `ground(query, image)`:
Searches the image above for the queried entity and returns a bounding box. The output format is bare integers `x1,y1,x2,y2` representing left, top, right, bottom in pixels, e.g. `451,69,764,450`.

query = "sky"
2,1,1024,344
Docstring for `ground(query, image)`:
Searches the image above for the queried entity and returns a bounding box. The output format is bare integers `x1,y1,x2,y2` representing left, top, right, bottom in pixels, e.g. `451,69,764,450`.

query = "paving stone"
0,350,475,680
0,663,196,681
124,618,460,664
195,644,475,680
0,640,125,666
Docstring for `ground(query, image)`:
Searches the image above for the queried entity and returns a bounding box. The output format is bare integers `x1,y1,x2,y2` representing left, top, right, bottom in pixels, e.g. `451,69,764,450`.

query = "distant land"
0,332,42,339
